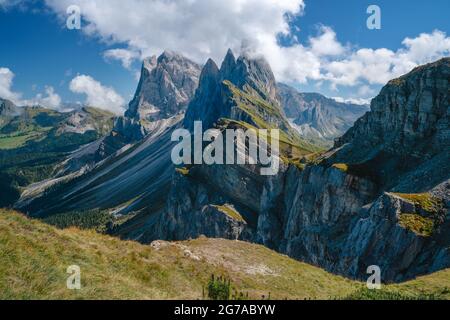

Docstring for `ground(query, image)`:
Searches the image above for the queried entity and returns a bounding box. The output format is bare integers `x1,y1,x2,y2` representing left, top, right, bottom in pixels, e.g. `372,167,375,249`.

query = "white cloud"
357,85,375,97
5,1,450,103
29,86,62,109
321,30,450,87
43,0,305,63
0,0,21,9
40,1,449,95
103,48,140,69
309,26,345,57
1,67,63,109
400,30,450,64
69,74,125,114
0,67,22,103
332,96,371,106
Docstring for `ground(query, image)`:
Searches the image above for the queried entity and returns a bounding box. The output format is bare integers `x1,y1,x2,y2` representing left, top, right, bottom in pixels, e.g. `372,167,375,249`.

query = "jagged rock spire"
126,50,202,122
220,49,236,78
202,58,220,80
184,49,291,135
231,53,279,104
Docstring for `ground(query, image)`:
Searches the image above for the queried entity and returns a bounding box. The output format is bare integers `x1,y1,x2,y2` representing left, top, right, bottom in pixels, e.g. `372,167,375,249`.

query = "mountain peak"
125,51,202,122
203,58,220,76
0,98,18,117
143,55,157,71
220,49,236,77
184,51,303,146
335,56,449,157
161,49,174,56
231,53,278,103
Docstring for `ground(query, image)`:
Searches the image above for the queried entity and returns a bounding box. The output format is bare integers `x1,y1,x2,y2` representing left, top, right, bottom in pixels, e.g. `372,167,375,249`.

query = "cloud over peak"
69,75,125,114
41,1,449,98
0,67,62,109
0,67,21,103
3,0,450,103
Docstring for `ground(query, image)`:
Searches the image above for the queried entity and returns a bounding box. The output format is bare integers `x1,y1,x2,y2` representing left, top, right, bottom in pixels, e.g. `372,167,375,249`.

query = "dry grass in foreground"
0,209,449,300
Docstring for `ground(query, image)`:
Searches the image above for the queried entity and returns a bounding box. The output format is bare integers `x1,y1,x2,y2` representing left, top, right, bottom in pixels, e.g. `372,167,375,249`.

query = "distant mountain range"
0,100,115,207
278,83,369,147
1,51,449,286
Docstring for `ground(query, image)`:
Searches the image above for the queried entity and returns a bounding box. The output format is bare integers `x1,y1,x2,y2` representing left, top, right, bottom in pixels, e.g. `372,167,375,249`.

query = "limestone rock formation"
0,98,18,116
126,51,202,122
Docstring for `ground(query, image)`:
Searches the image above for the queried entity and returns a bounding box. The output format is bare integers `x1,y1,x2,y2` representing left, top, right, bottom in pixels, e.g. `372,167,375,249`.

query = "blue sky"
0,0,449,113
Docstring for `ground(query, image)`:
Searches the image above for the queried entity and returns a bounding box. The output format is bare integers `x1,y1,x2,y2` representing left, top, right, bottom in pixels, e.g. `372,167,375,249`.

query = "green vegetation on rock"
398,213,435,237
43,209,113,233
332,163,349,172
213,205,245,222
175,167,190,176
223,81,322,155
393,193,443,214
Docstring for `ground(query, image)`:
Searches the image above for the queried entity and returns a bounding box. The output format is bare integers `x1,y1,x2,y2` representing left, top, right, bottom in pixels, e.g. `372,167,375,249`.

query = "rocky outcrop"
0,98,18,127
100,51,202,156
328,58,450,192
153,57,450,283
126,51,201,122
56,107,114,136
155,171,252,241
184,49,304,145
157,153,449,282
0,98,18,117
335,192,449,282
335,58,449,162
279,165,449,282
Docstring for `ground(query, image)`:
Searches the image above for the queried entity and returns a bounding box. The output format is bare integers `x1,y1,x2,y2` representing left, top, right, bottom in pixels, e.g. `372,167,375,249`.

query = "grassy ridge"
0,209,358,299
1,210,449,300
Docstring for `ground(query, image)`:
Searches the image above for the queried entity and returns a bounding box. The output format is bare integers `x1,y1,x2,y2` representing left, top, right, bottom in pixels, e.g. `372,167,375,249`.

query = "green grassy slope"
0,106,114,207
0,209,358,300
1,210,449,300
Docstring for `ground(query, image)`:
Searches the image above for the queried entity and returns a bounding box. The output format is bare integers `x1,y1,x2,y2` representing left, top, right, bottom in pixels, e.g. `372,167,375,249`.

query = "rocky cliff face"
331,57,450,191
100,51,202,157
126,51,201,122
335,58,449,161
0,98,18,116
183,49,299,141
278,83,369,147
0,98,19,127
152,57,450,282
